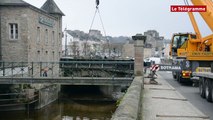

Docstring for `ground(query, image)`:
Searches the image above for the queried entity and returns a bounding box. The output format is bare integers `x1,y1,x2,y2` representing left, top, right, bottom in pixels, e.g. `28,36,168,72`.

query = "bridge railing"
0,62,60,78
0,61,134,78
0,90,39,109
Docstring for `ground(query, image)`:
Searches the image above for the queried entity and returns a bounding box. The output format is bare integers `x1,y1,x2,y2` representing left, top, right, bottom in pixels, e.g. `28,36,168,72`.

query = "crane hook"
96,0,99,8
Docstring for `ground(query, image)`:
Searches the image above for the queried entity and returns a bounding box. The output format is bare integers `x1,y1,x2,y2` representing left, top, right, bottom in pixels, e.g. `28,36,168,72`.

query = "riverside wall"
111,76,143,120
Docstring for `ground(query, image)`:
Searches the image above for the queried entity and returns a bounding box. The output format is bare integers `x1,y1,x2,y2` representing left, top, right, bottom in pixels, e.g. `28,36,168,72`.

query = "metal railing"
0,61,134,78
0,90,39,110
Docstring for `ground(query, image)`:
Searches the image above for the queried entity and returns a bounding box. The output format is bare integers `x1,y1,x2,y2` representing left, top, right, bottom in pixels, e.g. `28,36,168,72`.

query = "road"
158,71,213,120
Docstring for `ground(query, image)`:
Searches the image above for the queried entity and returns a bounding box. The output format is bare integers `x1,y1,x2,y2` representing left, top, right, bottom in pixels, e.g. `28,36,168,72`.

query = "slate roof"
41,0,65,16
0,0,29,6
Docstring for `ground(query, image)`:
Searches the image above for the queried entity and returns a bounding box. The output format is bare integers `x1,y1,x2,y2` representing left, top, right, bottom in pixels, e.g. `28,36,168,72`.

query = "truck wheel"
178,75,183,83
205,79,213,102
177,74,180,82
199,77,205,98
173,75,177,79
172,72,177,80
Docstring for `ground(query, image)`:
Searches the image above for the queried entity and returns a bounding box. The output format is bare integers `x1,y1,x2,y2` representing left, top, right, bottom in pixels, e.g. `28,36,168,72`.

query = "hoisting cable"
89,0,107,37
184,0,189,5
95,0,109,57
85,0,108,57
97,6,107,38
89,8,98,31
186,0,189,5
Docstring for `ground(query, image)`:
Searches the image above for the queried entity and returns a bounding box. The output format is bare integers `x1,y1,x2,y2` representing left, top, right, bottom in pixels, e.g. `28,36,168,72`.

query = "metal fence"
0,61,134,78
0,90,39,110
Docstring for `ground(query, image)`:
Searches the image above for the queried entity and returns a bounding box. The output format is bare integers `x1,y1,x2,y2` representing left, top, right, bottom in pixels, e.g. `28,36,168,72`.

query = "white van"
145,57,161,64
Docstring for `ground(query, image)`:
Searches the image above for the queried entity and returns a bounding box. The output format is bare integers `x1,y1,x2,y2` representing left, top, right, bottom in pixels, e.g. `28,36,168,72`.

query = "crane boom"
191,0,213,32
188,12,202,40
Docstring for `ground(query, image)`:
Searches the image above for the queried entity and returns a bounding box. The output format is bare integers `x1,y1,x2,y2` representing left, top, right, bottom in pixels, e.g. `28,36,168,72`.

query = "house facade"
0,0,64,62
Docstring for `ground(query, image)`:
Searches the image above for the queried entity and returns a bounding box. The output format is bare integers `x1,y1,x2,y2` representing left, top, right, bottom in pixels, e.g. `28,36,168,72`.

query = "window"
180,35,188,46
52,31,55,45
9,23,18,40
172,36,179,48
59,33,61,46
36,27,40,43
37,51,41,62
45,29,48,44
52,51,55,62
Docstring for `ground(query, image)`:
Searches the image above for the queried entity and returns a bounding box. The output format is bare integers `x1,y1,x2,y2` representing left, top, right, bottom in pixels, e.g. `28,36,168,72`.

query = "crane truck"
169,0,213,102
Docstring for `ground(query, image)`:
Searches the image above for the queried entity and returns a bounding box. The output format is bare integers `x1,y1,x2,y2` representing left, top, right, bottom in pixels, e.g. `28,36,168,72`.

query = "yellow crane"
169,0,213,83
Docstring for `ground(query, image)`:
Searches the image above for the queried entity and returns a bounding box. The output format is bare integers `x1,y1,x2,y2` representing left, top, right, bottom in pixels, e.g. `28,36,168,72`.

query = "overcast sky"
24,0,211,39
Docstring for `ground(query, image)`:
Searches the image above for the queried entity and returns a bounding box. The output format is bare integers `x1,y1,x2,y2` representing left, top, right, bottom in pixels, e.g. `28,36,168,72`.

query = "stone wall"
0,6,62,63
1,7,29,62
0,3,63,111
99,86,125,100
122,43,152,59
27,8,62,63
111,76,143,120
36,84,60,109
0,6,62,78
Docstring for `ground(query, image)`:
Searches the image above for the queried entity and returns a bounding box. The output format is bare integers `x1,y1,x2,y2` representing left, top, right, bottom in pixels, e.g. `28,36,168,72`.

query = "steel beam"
0,77,133,86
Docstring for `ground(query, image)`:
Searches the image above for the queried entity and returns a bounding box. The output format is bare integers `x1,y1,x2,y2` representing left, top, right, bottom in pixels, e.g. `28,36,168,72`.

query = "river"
0,86,117,120
0,98,116,120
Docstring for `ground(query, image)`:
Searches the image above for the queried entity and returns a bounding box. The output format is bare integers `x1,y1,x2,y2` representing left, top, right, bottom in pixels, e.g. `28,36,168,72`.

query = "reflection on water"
0,99,116,120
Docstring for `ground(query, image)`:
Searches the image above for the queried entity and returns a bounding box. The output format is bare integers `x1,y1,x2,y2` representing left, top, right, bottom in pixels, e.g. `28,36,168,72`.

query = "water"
0,85,118,120
0,86,116,120
0,98,116,120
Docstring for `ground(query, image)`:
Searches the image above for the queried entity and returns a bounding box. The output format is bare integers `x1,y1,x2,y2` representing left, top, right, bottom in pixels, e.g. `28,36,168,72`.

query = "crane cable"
84,0,108,56
89,0,107,37
184,0,189,5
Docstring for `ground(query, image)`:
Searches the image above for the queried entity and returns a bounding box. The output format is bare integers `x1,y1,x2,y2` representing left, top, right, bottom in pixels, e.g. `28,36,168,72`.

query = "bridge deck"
0,77,133,86
0,60,134,85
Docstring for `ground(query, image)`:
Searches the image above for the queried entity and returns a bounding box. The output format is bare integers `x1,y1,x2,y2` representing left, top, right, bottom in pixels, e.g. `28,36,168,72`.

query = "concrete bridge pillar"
132,34,146,76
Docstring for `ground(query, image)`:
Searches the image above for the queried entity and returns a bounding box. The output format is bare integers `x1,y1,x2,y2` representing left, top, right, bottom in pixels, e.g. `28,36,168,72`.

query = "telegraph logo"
171,5,206,12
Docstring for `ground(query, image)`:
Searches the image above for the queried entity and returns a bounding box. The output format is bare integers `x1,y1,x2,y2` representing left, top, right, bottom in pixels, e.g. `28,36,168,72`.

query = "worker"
144,61,147,74
43,67,48,77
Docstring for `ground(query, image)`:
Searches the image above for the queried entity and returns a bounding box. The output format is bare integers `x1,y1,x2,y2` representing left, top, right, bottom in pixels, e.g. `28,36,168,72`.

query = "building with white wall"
62,29,106,58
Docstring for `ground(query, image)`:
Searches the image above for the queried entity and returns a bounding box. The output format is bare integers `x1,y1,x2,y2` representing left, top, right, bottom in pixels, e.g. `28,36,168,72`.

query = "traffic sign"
150,64,160,71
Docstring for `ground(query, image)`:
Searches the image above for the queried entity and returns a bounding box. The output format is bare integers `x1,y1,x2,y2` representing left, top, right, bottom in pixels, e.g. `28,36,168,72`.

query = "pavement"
142,72,210,120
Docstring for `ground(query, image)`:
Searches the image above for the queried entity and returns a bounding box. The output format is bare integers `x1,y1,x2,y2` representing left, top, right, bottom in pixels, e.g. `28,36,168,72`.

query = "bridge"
0,59,134,110
0,59,134,85
0,34,146,119
0,77,132,86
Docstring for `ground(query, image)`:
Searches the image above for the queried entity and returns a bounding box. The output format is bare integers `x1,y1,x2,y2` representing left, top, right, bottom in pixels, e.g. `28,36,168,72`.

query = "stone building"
89,29,102,40
144,30,164,57
122,30,165,59
0,0,64,62
0,0,65,109
122,40,152,59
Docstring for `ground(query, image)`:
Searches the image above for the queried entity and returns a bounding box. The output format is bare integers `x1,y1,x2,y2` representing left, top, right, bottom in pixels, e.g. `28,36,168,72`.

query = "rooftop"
41,0,65,16
0,0,29,6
